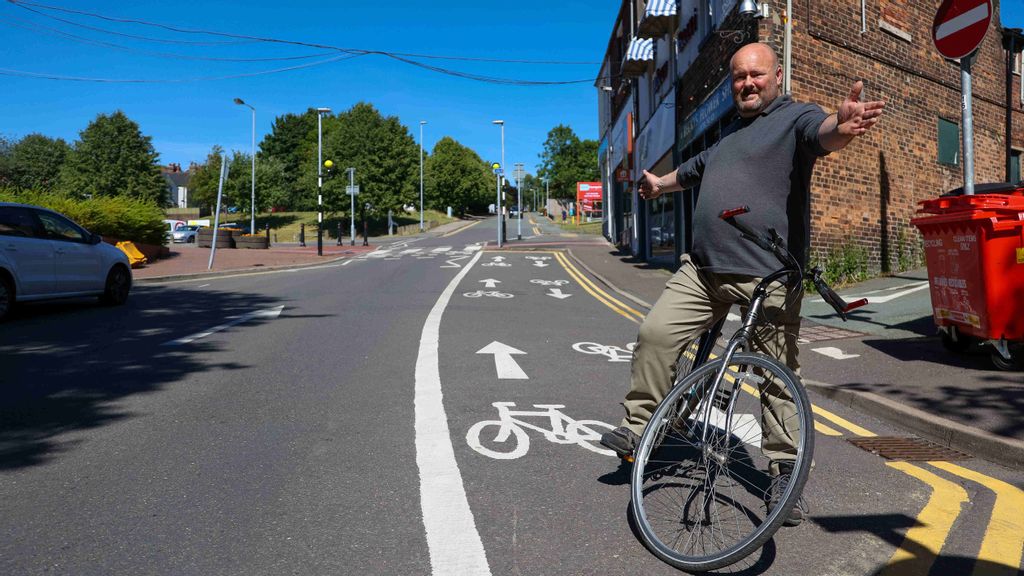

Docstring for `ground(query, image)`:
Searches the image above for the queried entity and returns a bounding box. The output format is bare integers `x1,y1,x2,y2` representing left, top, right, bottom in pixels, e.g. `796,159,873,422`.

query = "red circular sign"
932,0,992,59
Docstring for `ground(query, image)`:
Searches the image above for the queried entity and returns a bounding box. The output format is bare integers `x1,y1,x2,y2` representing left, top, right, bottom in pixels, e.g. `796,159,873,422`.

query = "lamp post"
419,120,427,232
492,119,504,246
543,177,549,216
233,98,256,234
315,107,331,256
514,162,524,240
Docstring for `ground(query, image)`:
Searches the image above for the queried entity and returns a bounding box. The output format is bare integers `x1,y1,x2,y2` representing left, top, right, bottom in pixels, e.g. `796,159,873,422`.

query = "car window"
36,210,88,242
0,206,42,238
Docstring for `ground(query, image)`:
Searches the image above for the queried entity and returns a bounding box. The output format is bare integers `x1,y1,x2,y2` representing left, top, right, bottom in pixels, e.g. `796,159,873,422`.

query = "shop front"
635,87,679,265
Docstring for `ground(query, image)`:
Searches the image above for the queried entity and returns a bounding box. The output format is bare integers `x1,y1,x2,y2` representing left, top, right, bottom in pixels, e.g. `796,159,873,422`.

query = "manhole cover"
847,436,971,461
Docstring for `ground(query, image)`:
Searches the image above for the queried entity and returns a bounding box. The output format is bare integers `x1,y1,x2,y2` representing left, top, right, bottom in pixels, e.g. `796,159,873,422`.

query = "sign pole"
961,53,976,196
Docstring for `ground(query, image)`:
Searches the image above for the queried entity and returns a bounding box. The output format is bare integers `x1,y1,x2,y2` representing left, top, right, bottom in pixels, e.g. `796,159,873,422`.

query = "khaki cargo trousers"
621,254,803,467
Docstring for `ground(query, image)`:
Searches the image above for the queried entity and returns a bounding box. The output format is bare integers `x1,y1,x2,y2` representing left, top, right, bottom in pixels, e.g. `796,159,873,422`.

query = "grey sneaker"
767,463,808,527
600,426,640,460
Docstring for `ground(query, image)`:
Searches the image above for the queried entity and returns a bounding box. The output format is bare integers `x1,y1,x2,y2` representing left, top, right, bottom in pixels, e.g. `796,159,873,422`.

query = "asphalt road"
1,218,1022,575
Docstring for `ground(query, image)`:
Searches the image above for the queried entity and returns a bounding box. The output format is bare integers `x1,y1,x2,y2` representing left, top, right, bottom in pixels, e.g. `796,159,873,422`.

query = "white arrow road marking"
480,279,501,288
413,250,491,575
492,256,506,262
935,4,990,40
812,346,860,360
696,408,761,447
532,261,549,267
477,341,528,379
162,306,285,346
547,288,572,299
812,281,928,305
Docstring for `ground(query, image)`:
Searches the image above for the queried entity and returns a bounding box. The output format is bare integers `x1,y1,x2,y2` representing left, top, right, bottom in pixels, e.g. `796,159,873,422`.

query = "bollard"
337,221,343,246
265,223,271,246
299,223,305,247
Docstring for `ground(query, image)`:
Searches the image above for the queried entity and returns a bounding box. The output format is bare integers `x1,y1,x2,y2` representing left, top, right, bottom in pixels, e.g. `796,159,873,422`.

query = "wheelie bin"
910,183,1024,370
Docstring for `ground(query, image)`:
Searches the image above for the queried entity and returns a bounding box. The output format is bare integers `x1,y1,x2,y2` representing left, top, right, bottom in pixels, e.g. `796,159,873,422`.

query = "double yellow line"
552,251,645,324
813,407,1024,576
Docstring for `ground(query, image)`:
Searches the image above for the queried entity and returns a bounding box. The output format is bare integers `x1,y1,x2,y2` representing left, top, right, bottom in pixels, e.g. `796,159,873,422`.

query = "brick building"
598,0,1024,275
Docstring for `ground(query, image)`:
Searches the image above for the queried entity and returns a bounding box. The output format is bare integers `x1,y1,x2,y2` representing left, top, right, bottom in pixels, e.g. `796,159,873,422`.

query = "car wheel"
187,236,195,243
0,275,13,322
100,265,131,306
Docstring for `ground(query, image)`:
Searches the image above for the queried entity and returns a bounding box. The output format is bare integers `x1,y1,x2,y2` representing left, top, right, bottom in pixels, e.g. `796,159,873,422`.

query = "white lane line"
401,248,424,255
935,4,989,40
162,305,285,346
432,246,453,253
198,284,210,288
414,250,491,575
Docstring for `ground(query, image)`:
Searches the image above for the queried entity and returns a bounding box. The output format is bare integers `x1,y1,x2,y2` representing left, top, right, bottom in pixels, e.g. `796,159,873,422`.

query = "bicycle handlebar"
718,206,868,321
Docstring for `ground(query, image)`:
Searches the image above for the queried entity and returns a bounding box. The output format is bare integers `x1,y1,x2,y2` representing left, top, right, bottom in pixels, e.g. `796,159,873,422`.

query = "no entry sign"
932,0,992,59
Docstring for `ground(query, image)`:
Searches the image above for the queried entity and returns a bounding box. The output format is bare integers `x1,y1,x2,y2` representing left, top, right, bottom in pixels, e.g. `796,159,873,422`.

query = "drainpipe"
784,0,793,94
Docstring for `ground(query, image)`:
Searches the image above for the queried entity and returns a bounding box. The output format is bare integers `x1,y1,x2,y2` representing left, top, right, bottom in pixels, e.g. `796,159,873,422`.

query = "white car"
0,202,132,321
172,224,202,243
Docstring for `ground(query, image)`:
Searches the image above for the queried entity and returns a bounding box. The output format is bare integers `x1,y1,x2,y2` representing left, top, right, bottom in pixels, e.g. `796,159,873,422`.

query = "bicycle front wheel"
630,352,814,572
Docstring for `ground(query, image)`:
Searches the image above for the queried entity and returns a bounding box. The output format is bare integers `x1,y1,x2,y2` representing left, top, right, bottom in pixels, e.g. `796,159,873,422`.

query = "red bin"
910,189,1024,342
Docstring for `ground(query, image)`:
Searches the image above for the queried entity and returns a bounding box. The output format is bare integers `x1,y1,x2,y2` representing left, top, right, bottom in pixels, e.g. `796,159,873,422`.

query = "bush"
0,188,166,245
808,240,870,289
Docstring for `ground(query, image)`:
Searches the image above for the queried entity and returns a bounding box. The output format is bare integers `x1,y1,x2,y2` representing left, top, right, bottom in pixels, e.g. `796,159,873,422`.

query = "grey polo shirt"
676,95,830,277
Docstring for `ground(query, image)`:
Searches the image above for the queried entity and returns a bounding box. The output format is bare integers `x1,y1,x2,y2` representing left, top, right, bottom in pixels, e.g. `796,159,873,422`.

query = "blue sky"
0,1,617,176
0,1,1022,178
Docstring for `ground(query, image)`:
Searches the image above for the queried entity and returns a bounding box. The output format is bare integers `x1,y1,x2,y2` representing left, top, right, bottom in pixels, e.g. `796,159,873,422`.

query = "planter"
196,229,234,248
235,235,269,249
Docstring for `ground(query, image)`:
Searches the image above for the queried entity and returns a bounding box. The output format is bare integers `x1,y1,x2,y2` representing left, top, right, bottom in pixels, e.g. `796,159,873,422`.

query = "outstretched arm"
818,80,886,152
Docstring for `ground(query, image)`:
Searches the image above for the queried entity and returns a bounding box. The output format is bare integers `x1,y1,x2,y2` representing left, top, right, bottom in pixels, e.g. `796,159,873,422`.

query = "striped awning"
621,37,654,76
637,0,678,38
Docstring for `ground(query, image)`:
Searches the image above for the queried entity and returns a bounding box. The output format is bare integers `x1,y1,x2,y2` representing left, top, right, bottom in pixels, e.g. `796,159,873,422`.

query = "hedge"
0,188,166,246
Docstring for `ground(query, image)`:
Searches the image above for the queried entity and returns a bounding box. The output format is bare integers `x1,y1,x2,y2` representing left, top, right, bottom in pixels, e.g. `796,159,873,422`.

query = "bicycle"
630,206,866,572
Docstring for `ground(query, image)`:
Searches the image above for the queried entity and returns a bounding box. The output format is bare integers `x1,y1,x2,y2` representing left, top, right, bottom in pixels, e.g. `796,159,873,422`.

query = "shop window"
937,118,959,166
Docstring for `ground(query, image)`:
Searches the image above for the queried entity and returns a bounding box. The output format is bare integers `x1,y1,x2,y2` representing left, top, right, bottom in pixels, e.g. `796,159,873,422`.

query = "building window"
938,118,959,166
1012,149,1022,184
1014,52,1022,76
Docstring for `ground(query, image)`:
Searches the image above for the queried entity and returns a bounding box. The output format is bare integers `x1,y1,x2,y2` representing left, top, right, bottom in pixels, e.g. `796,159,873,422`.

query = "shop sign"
678,78,733,150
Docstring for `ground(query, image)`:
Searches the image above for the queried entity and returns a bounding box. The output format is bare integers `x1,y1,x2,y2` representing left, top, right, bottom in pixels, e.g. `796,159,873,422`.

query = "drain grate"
798,323,865,343
847,436,971,461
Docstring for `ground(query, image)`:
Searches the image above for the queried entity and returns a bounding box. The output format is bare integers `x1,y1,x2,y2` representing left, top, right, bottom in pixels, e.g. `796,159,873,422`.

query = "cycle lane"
423,248,959,575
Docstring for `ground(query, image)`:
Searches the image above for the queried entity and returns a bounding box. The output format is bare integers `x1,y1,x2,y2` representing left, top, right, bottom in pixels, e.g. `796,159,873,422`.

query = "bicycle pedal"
623,453,635,463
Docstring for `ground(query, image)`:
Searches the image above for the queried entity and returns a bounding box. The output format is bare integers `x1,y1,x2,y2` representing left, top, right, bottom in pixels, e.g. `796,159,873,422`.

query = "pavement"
133,213,1024,469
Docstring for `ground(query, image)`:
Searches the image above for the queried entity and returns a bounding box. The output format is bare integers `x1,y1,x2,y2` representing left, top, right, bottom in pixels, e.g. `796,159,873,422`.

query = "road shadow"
0,285,313,470
816,514,1022,575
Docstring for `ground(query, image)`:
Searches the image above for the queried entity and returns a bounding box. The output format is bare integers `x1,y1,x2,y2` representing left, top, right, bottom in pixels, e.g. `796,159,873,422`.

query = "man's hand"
639,170,664,200
836,80,885,136
819,80,886,151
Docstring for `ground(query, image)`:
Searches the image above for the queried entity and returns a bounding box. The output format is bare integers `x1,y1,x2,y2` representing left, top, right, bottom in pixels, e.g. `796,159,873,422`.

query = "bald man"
600,42,885,527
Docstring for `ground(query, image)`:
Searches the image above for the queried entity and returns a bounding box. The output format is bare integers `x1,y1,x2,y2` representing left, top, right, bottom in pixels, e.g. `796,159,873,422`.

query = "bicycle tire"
630,352,814,572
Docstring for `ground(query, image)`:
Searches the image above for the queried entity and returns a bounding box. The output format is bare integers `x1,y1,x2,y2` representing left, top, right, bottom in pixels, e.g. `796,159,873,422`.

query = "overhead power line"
5,0,607,85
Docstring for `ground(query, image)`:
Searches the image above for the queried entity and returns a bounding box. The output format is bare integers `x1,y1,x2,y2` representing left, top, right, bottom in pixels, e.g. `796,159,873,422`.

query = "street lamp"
492,119,504,247
315,106,331,256
233,98,256,235
419,120,427,232
543,177,549,216
514,162,524,240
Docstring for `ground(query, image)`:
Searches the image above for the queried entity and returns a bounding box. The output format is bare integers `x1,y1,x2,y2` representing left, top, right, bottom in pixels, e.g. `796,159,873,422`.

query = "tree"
187,146,228,210
4,134,71,191
536,124,600,200
258,110,318,210
58,111,166,204
425,136,492,216
254,155,289,212
315,103,419,217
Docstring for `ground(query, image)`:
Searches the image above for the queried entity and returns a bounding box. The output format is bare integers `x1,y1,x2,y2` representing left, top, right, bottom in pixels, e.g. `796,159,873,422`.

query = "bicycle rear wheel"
630,352,814,572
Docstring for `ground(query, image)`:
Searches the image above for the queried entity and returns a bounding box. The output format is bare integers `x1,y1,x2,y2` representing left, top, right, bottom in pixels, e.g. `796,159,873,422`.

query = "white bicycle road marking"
413,250,491,575
481,262,510,267
572,341,636,362
466,402,616,459
463,290,513,299
530,279,569,286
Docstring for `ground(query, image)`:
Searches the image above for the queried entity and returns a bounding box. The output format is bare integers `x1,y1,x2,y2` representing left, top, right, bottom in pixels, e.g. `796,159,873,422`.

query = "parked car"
0,202,132,321
172,225,203,243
